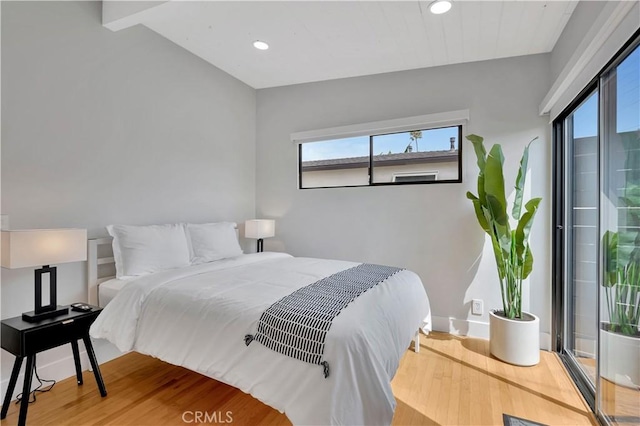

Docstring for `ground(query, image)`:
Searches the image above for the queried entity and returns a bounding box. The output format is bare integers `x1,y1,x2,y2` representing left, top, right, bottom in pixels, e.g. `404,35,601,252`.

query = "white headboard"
87,237,115,307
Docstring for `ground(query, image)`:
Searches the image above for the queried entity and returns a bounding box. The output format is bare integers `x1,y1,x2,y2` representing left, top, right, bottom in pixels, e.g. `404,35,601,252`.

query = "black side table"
1,306,107,426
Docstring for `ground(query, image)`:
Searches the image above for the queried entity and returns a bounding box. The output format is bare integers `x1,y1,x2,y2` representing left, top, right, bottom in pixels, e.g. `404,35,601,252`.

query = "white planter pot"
489,310,540,366
600,327,640,389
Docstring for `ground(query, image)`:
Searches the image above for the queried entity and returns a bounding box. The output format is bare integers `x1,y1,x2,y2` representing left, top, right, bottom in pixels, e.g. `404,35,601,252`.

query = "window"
296,121,463,189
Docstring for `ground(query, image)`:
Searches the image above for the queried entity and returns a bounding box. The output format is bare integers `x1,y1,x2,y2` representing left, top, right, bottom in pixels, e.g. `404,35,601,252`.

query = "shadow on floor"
394,398,441,425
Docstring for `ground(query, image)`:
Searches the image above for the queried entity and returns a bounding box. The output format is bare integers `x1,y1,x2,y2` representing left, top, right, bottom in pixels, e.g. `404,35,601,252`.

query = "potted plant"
466,134,541,366
601,180,640,387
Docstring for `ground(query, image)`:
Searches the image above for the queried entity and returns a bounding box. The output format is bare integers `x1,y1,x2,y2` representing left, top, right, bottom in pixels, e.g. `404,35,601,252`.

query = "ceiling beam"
102,0,169,32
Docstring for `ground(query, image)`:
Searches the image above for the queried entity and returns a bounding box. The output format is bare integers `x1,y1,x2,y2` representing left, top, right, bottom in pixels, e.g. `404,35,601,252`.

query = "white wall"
256,54,552,344
1,1,256,398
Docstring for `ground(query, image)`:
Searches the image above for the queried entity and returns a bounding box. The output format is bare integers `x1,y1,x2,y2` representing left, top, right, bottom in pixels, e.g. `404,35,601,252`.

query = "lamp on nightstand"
1,229,87,322
244,220,275,253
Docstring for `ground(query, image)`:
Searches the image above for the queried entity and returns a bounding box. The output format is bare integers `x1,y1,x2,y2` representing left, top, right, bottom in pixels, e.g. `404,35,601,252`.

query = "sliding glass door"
599,43,639,426
564,90,599,388
555,35,639,426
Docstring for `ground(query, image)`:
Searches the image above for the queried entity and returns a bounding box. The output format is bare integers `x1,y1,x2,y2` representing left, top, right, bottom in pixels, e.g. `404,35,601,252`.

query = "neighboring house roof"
301,150,458,171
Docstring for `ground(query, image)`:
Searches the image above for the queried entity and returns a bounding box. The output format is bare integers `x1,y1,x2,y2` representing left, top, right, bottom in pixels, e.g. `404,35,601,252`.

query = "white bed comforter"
90,253,431,425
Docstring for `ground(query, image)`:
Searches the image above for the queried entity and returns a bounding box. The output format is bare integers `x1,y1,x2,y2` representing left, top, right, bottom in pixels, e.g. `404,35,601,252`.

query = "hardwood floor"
392,333,596,426
1,332,597,426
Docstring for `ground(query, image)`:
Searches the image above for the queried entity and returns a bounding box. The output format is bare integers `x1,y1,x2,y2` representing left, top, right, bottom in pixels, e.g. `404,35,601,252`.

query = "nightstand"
0,305,107,426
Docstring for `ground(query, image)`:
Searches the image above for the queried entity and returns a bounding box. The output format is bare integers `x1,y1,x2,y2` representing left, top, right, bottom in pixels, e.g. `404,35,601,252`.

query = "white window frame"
392,171,439,183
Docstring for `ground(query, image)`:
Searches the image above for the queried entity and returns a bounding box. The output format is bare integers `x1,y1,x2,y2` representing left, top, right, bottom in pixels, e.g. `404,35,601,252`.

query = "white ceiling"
104,1,578,89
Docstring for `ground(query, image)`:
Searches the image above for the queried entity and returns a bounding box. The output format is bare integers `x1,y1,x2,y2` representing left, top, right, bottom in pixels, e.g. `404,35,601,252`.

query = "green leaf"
515,198,542,257
466,192,490,233
466,134,486,172
484,145,508,226
496,221,512,254
478,172,486,207
467,135,488,204
486,194,508,228
512,137,538,220
522,245,534,279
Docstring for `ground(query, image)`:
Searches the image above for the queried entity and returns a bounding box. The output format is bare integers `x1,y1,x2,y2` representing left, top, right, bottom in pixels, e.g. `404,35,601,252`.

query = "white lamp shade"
1,229,87,269
245,220,275,239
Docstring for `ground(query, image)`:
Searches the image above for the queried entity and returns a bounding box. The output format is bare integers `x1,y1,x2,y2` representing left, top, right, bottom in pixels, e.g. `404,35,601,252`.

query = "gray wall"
255,54,552,341
550,1,608,84
1,0,255,392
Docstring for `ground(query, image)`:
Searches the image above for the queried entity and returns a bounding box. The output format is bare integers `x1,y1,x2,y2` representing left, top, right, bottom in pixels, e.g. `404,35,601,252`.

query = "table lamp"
1,229,87,322
245,220,275,253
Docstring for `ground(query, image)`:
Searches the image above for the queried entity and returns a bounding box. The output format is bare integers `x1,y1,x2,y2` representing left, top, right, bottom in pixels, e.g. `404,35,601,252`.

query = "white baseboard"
432,315,490,339
0,339,124,402
539,332,552,351
432,315,552,351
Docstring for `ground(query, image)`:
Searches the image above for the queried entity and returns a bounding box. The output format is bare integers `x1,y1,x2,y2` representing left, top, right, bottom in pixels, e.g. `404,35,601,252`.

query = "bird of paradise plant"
466,134,541,320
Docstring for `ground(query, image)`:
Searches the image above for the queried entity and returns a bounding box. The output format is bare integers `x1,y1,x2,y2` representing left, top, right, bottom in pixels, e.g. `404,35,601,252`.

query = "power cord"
14,358,56,405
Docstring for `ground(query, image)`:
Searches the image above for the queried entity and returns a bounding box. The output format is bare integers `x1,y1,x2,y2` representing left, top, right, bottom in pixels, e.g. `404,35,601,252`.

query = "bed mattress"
98,278,128,306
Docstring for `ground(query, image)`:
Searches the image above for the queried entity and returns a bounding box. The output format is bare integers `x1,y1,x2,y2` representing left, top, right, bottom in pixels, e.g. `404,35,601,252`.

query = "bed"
88,223,431,425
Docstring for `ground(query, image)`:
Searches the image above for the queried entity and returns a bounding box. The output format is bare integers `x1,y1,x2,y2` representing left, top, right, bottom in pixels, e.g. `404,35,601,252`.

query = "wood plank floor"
1,332,597,426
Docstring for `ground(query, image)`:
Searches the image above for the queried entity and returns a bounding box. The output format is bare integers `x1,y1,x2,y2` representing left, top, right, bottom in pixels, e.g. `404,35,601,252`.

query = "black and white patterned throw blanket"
244,263,403,378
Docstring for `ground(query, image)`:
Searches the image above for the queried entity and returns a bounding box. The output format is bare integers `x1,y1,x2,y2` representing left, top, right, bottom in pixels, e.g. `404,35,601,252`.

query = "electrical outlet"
472,299,483,315
0,215,8,230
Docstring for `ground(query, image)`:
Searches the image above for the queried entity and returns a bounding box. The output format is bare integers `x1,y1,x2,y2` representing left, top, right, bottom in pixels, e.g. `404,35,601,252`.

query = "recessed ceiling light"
429,0,452,15
253,40,269,50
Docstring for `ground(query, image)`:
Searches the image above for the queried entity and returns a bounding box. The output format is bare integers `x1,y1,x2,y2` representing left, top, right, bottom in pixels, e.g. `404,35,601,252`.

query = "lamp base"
22,306,69,323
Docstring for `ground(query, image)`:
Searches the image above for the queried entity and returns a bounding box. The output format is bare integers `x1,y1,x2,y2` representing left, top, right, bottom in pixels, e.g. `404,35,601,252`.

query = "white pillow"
186,222,243,264
107,223,191,279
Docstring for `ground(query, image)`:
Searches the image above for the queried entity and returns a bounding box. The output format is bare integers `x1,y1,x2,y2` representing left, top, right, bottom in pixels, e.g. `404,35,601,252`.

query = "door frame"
552,81,599,411
551,30,640,423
